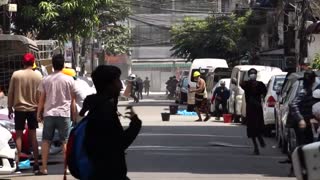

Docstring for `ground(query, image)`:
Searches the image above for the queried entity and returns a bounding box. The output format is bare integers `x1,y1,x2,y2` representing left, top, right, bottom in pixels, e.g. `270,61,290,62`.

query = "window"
273,76,285,91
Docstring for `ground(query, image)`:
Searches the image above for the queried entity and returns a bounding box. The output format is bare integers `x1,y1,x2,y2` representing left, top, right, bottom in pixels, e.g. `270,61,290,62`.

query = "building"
130,0,234,91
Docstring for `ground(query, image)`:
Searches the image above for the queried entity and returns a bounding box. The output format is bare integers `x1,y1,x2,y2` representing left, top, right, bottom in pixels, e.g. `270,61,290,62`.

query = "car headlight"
0,120,15,132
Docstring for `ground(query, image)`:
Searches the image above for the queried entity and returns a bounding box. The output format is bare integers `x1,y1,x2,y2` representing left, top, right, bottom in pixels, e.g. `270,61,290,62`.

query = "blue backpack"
66,117,93,180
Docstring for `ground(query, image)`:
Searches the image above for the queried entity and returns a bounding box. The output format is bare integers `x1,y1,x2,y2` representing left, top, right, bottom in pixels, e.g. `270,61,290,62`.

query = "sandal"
35,171,48,176
194,119,202,122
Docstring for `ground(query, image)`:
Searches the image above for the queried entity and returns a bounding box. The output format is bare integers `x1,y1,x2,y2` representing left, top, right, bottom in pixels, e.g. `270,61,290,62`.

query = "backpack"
66,117,92,180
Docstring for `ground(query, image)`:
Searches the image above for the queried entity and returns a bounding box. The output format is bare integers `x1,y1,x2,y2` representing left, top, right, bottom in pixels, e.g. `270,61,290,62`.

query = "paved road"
0,98,294,180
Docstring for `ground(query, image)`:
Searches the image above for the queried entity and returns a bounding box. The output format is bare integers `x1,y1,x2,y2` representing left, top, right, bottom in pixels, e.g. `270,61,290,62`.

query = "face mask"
249,74,257,80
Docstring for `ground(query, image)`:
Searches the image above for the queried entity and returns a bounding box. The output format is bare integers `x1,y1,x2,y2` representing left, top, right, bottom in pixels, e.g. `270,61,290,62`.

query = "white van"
228,65,282,122
187,58,229,108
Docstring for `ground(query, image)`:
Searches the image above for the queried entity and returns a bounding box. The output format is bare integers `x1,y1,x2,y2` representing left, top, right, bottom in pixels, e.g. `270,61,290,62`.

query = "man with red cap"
7,53,42,173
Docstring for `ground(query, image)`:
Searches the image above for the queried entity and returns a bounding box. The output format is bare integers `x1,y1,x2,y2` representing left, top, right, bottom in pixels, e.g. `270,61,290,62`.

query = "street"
0,95,294,180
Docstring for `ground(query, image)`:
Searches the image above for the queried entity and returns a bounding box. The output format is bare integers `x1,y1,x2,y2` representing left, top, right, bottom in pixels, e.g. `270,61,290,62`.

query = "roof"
0,35,38,49
192,58,228,68
233,65,282,71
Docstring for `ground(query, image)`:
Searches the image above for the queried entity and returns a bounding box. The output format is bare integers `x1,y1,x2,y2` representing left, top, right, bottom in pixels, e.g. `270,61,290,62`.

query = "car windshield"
273,76,285,91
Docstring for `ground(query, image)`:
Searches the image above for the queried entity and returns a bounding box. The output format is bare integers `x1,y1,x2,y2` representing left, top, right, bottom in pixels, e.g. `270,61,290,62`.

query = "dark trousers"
137,91,143,100
215,100,227,117
145,88,149,96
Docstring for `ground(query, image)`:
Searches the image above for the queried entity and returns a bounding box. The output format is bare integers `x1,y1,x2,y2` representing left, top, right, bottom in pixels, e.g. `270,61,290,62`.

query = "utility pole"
298,0,308,70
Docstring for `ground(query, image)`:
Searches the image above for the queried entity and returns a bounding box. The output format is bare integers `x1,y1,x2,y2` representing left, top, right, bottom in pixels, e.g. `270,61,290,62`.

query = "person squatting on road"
212,81,230,120
81,65,142,180
7,53,42,173
240,68,267,155
189,71,210,122
36,54,77,175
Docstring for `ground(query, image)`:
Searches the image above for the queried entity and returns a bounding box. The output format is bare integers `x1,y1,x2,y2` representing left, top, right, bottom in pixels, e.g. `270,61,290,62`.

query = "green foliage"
170,11,252,62
311,53,320,69
12,0,130,56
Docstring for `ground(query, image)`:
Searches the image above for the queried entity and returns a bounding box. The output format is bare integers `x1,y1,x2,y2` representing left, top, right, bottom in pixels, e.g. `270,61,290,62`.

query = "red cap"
23,53,35,64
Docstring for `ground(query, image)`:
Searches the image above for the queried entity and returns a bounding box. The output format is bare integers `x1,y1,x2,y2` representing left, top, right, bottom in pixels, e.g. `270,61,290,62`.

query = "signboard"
8,4,17,12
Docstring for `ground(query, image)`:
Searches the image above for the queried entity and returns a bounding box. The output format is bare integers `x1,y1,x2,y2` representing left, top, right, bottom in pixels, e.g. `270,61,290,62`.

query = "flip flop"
35,171,48,176
194,119,202,122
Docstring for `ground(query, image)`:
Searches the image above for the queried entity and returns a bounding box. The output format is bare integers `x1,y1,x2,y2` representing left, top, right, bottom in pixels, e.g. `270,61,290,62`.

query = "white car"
209,78,231,114
262,73,287,136
0,124,17,174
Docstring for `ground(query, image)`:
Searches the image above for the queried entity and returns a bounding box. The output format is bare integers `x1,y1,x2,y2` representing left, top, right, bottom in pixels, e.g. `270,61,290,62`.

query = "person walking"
7,53,42,173
128,74,139,103
144,77,150,96
36,54,76,175
62,68,95,123
189,71,210,122
240,68,267,155
212,81,230,120
136,76,143,100
82,65,142,179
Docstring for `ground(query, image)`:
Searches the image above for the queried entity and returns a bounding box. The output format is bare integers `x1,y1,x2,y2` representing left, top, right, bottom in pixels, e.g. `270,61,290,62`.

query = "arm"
71,92,77,121
122,115,142,150
260,82,267,98
7,75,15,119
37,92,46,122
289,90,305,125
79,97,89,117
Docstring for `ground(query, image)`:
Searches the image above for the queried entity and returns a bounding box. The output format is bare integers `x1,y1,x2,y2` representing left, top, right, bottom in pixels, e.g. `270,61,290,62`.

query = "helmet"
129,74,136,79
32,62,37,69
62,68,76,77
313,89,320,99
193,71,201,77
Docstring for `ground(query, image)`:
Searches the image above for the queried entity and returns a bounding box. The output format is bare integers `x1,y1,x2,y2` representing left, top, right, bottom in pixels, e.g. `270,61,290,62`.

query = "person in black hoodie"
81,65,142,180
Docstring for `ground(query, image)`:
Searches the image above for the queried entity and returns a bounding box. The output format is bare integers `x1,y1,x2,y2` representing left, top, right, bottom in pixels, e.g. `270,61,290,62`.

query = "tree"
170,11,251,62
12,0,131,69
97,0,131,56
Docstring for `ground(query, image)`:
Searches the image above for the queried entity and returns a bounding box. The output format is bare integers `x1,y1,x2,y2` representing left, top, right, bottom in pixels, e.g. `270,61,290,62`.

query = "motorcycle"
0,123,17,174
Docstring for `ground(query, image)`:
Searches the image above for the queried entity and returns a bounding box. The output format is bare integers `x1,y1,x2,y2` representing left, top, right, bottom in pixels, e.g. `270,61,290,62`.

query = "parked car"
229,65,282,122
262,73,287,136
209,78,231,114
0,122,17,174
275,71,320,154
175,76,188,104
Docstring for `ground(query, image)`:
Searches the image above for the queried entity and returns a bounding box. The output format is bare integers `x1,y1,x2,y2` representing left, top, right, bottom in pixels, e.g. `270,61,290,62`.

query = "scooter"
0,124,17,174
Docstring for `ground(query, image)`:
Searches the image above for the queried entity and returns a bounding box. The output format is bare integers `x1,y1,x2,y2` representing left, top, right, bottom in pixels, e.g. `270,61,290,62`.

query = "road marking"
139,133,245,138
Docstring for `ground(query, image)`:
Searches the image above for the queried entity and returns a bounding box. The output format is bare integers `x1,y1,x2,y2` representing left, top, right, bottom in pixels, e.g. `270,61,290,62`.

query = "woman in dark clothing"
240,68,267,155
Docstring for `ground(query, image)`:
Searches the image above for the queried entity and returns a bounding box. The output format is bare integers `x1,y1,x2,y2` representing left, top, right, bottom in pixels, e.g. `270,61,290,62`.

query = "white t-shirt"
38,72,75,117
